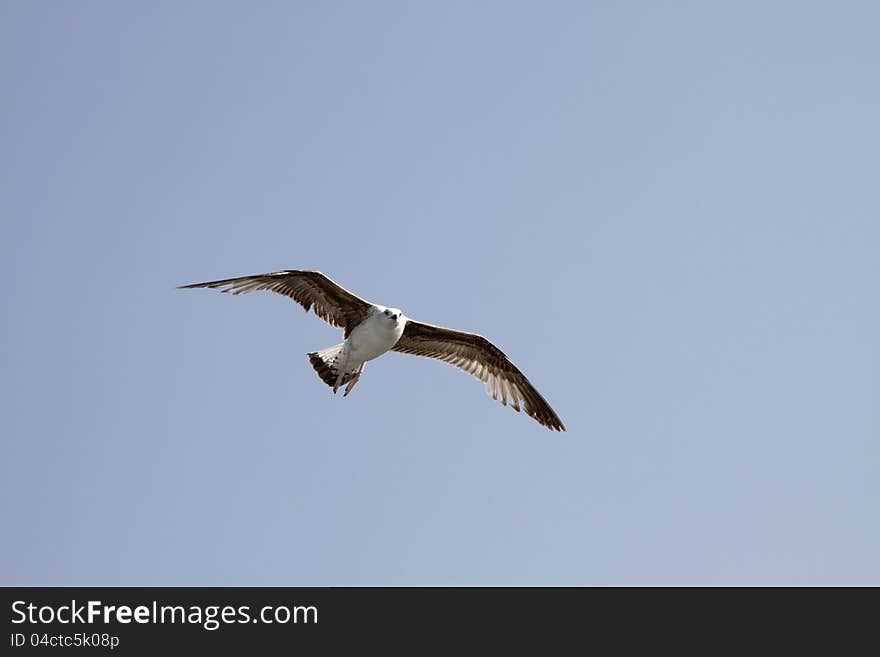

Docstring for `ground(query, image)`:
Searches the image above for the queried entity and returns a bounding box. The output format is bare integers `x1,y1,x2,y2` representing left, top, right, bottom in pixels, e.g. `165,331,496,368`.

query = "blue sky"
2,1,878,585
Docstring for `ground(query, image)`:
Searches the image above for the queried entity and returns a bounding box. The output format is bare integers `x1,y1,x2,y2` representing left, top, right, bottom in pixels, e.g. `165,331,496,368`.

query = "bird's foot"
342,371,362,397
332,355,350,394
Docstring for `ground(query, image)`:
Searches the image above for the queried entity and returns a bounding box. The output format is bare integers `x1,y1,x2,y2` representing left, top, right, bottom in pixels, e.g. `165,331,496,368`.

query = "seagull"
179,270,565,431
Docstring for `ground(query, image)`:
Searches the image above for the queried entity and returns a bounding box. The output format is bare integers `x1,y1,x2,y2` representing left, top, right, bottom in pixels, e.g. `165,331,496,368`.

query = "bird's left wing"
179,270,372,337
391,320,565,431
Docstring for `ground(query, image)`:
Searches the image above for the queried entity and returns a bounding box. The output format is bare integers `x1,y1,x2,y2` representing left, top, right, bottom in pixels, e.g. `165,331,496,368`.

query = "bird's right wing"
179,270,372,337
392,320,565,431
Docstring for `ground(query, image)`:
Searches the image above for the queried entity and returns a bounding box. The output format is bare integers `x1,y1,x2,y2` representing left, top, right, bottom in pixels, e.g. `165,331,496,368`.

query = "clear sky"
2,1,878,585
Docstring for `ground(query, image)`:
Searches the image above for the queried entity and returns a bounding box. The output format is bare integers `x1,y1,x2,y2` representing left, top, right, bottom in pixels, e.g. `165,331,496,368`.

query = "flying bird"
179,270,565,431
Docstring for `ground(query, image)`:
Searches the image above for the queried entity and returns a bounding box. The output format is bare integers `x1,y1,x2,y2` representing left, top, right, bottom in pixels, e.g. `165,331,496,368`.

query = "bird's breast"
346,314,405,361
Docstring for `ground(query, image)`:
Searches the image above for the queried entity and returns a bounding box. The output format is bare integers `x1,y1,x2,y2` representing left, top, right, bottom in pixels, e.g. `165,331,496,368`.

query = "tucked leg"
332,347,352,394
343,363,364,397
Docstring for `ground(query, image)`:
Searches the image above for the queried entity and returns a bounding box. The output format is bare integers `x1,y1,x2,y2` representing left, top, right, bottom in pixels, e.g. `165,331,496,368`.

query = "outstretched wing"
391,320,565,431
179,270,372,337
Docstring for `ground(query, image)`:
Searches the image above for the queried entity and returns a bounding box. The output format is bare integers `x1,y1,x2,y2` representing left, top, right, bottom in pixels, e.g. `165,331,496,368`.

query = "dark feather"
179,270,371,337
392,320,565,431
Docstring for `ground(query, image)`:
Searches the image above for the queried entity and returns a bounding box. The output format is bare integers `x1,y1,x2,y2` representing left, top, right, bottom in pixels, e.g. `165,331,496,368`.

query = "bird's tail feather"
307,343,358,389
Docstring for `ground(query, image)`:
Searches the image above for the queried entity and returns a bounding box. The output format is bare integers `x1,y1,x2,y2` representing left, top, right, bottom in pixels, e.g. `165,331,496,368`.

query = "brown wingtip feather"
532,409,566,432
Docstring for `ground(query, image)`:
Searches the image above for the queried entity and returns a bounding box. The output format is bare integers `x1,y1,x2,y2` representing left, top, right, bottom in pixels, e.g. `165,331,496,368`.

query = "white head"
377,305,404,324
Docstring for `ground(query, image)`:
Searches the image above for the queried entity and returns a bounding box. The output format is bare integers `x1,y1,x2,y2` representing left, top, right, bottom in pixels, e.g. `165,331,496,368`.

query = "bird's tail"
307,343,358,388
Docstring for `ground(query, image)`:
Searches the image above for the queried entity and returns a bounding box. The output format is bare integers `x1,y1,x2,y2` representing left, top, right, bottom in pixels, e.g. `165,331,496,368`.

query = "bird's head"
379,306,403,324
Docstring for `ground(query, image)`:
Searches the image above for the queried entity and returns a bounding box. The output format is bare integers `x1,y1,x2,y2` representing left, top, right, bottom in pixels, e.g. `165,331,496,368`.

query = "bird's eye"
384,310,389,315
